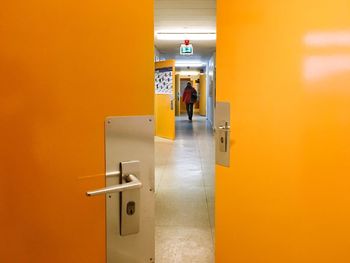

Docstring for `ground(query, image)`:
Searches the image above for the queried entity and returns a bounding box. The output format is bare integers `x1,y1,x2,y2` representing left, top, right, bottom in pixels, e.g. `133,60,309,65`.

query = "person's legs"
186,103,191,120
189,103,194,120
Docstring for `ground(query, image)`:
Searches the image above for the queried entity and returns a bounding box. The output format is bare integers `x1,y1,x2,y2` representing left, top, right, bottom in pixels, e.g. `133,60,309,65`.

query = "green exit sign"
180,44,193,56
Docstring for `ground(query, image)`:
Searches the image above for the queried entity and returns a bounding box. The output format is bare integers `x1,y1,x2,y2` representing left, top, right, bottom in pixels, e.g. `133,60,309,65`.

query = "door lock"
126,201,136,216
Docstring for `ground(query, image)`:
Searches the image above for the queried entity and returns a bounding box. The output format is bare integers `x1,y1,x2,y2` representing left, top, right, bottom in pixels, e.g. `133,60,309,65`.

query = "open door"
216,1,350,262
175,74,181,116
0,1,154,262
155,60,176,139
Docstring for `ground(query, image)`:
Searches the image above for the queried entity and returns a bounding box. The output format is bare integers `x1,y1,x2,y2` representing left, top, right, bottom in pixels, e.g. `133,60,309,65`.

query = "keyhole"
127,201,136,216
221,137,224,143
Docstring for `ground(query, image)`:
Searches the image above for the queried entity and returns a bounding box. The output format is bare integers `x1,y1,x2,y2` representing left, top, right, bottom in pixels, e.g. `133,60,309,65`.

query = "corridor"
155,115,215,262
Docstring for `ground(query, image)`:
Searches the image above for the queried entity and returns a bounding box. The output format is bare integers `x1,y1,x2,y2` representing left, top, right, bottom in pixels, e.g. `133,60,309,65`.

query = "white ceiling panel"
155,0,216,60
156,0,215,9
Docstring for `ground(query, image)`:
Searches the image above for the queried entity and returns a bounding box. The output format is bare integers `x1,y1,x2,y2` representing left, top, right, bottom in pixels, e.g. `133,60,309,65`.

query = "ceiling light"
156,33,216,41
178,71,201,76
176,61,206,67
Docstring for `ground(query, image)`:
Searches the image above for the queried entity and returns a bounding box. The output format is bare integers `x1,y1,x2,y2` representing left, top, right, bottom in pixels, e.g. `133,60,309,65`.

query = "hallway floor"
155,115,215,263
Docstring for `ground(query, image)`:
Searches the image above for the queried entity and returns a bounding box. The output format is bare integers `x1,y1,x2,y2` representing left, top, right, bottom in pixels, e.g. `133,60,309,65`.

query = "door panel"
155,60,176,139
216,1,350,262
199,75,207,116
0,1,154,262
175,74,181,116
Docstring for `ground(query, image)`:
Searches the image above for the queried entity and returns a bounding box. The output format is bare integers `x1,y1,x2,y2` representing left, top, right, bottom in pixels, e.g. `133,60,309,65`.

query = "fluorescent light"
176,61,206,67
178,71,201,76
156,32,216,41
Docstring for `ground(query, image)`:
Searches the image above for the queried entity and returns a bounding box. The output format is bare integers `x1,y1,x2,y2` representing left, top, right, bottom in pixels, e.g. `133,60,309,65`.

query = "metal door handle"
86,174,142,197
218,121,230,153
218,125,230,132
213,124,231,132
86,160,142,236
215,102,231,167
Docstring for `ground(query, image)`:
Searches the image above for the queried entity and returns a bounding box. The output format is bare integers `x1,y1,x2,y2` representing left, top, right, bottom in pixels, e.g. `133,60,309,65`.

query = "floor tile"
155,115,215,262
156,186,209,228
156,226,214,263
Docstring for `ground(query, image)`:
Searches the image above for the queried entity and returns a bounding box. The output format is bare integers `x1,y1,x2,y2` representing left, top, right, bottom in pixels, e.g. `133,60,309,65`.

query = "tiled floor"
155,115,215,263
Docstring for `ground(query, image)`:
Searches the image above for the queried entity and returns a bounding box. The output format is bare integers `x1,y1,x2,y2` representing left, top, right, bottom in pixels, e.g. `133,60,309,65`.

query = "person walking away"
182,82,197,121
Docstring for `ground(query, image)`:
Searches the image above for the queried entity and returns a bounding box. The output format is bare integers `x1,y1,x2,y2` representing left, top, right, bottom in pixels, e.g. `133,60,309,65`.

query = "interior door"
216,1,350,262
155,60,176,139
175,74,181,116
0,0,154,262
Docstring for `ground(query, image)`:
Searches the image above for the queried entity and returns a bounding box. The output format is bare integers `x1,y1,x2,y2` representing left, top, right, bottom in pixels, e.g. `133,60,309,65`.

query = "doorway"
154,0,216,262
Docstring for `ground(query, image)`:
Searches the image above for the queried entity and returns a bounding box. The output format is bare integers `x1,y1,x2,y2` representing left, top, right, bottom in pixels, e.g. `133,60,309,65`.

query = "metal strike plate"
215,102,231,167
120,161,141,236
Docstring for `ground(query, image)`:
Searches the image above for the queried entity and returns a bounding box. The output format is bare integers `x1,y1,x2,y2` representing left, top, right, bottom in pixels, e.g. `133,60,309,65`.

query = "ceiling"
155,0,216,61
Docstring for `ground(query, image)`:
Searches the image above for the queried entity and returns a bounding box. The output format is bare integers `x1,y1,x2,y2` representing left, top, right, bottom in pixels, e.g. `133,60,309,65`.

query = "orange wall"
0,1,153,262
217,1,350,262
155,60,175,139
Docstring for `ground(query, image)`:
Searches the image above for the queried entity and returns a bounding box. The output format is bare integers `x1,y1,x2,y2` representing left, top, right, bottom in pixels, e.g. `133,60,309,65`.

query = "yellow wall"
199,75,207,116
0,1,153,262
155,60,175,139
217,1,350,262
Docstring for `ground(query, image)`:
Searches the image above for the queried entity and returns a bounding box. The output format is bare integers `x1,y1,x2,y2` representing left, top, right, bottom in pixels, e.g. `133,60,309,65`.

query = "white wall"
206,53,216,127
155,47,161,62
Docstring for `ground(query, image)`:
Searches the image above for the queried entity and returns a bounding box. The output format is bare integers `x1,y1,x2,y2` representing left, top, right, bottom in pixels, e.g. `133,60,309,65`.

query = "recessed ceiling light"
178,71,201,76
156,32,216,41
175,61,206,67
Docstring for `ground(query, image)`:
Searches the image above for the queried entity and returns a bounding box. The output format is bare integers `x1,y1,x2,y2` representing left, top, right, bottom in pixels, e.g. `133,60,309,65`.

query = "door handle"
218,121,230,152
86,160,142,236
218,123,230,132
86,174,142,197
215,102,231,167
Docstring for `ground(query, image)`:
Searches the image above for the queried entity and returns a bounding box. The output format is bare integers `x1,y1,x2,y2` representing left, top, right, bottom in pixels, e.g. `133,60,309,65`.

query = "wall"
155,47,161,62
206,54,216,126
0,1,153,262
216,1,350,262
